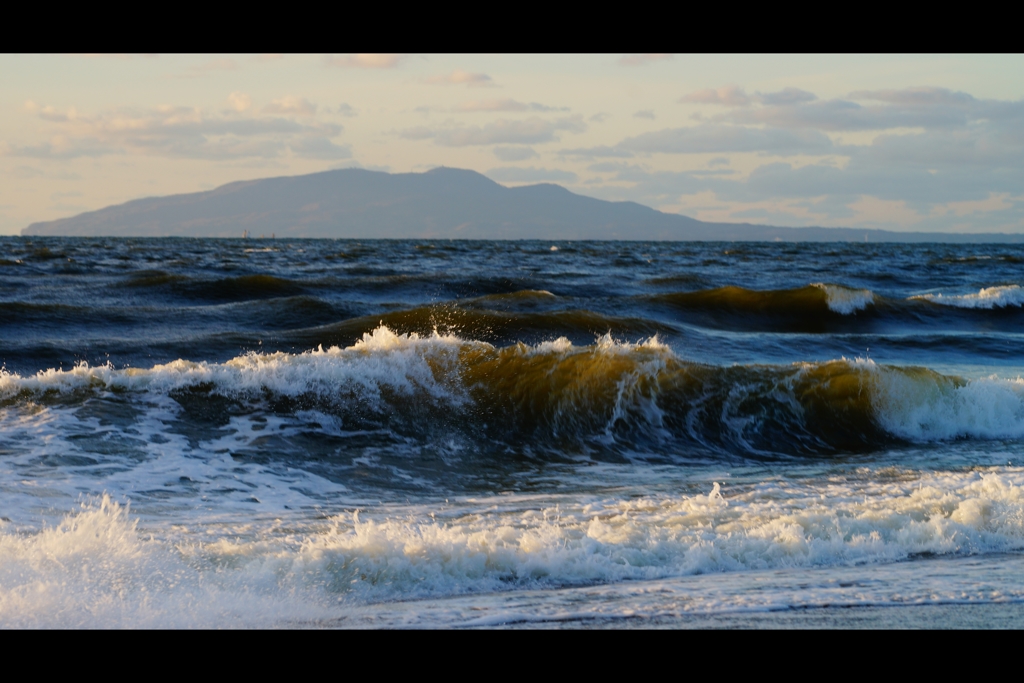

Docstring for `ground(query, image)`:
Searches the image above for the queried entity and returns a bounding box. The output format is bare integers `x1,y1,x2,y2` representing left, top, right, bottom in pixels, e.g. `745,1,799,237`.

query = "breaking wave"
4,326,1024,457
912,285,1024,309
4,469,1024,626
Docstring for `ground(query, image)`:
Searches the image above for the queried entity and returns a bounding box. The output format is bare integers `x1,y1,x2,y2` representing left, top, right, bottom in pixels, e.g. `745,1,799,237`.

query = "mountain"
21,167,1024,242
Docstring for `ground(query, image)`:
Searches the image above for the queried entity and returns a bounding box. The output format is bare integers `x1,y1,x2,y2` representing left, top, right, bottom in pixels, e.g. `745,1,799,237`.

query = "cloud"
455,99,567,113
326,54,404,69
401,116,585,147
559,145,633,160
757,87,817,106
633,110,655,120
721,87,1010,132
493,146,538,161
335,103,357,117
262,96,317,117
679,85,751,107
849,87,975,106
427,70,494,87
2,103,344,161
486,166,578,183
618,124,833,155
860,129,1024,169
578,86,1024,231
227,92,251,112
618,54,672,67
585,154,1024,231
589,112,611,123
587,161,644,173
288,137,352,160
456,99,529,112
397,126,435,141
724,98,959,131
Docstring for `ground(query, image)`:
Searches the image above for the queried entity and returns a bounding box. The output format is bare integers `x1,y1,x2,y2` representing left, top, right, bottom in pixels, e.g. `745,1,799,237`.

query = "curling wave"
4,326,1024,457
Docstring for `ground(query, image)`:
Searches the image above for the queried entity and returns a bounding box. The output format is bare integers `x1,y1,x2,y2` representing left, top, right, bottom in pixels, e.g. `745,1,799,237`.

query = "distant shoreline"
20,167,1024,243
10,234,1024,244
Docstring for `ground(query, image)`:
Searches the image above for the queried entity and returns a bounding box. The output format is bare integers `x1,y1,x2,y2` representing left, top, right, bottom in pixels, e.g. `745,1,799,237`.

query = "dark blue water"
2,237,1024,627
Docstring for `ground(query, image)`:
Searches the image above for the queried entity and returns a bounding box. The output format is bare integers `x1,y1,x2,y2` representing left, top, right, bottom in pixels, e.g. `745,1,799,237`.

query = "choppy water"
3,237,1024,628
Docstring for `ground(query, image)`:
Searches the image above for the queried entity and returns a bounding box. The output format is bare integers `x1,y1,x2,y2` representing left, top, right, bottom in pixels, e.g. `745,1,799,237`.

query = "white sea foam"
812,283,875,314
911,284,1024,309
0,326,473,406
0,496,336,628
860,359,1024,441
4,468,1024,627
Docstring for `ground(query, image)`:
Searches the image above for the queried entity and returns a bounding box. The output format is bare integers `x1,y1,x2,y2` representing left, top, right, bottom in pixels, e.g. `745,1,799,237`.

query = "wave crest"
4,327,1024,456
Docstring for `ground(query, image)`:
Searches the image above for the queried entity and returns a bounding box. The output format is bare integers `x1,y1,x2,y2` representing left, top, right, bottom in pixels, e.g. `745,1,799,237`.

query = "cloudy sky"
2,54,1023,235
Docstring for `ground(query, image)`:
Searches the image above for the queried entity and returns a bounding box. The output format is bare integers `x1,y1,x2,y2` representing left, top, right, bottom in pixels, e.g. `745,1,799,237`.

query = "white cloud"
262,96,317,117
427,70,495,87
227,92,252,112
679,85,751,107
2,103,343,161
326,54,404,69
633,110,655,119
401,116,585,147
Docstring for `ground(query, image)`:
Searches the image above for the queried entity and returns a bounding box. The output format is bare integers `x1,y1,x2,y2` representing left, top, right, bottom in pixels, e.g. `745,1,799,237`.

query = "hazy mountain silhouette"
22,167,1024,242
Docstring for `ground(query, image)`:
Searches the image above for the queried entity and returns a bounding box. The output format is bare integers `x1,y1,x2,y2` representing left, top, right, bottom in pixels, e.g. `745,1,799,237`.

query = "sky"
2,53,1023,235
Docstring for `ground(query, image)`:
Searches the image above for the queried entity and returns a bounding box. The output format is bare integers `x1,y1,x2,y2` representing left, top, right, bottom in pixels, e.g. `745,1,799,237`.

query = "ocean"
2,236,1024,628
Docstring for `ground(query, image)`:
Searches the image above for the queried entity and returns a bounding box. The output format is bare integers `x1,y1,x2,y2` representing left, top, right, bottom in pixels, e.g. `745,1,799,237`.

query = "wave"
5,326,1024,457
122,272,306,302
290,303,668,350
4,470,1024,625
651,283,1024,333
912,285,1024,309
812,282,876,314
650,284,875,333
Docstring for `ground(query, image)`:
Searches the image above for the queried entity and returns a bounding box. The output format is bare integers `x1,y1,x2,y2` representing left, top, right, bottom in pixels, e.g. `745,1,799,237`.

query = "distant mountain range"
22,167,1024,242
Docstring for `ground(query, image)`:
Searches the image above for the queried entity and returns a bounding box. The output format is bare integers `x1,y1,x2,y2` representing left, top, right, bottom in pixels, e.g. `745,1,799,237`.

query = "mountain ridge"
22,167,1024,242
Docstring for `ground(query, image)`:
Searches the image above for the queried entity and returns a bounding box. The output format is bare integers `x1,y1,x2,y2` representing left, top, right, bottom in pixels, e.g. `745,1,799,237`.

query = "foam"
0,326,473,406
865,361,1024,440
0,496,336,628
4,468,1024,626
189,468,1024,593
911,285,1024,309
812,283,875,314
6,329,1024,451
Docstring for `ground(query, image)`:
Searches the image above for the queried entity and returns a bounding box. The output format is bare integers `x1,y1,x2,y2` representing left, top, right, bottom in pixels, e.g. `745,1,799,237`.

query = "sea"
3,236,1024,628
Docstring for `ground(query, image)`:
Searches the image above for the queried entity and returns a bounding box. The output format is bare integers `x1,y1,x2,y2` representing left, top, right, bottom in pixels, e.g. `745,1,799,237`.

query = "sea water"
2,237,1024,628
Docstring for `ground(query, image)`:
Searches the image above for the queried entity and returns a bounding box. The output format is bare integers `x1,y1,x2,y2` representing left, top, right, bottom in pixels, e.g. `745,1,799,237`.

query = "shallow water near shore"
3,237,1024,628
